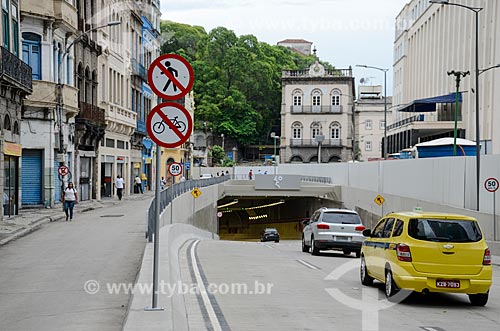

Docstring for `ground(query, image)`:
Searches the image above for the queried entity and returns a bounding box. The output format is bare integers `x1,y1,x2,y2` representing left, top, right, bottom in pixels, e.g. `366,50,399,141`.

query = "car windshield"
321,212,361,224
408,218,483,242
265,229,277,233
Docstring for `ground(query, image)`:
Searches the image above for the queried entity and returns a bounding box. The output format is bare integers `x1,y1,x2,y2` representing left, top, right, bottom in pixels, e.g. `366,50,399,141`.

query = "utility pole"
447,70,470,156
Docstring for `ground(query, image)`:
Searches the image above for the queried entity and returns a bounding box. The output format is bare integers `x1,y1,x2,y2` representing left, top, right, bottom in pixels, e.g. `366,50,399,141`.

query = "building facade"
277,39,313,56
20,0,78,207
391,0,500,154
280,61,355,163
1,0,32,219
354,85,392,161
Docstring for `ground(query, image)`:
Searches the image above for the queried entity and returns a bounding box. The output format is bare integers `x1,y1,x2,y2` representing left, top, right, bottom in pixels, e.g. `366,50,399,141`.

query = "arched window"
292,121,302,140
22,32,42,80
92,70,98,105
4,114,11,131
290,155,303,163
293,90,302,106
311,122,321,140
330,122,341,140
331,90,341,106
85,67,91,103
13,121,19,135
312,89,321,112
77,63,83,102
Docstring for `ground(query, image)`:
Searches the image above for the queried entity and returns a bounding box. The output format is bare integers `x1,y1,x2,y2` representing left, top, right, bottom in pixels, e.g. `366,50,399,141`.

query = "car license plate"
334,236,351,241
436,280,460,288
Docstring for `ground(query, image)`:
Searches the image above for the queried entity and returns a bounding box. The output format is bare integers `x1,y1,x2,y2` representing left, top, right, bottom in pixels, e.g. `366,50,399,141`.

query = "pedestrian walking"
180,175,186,183
248,169,253,180
115,175,125,200
62,182,78,221
160,177,167,190
134,175,143,194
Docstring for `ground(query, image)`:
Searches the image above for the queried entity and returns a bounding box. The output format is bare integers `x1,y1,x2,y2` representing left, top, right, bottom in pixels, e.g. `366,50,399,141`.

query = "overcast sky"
161,0,411,95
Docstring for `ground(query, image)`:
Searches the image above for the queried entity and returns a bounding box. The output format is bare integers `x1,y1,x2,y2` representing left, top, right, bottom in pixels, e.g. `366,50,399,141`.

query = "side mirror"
362,229,372,237
302,220,310,226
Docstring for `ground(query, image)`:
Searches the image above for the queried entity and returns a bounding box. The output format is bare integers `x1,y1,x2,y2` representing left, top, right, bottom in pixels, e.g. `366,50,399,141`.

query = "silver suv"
302,208,365,257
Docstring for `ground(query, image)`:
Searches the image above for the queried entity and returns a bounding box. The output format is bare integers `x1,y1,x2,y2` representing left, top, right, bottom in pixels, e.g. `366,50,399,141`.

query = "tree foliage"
160,22,334,147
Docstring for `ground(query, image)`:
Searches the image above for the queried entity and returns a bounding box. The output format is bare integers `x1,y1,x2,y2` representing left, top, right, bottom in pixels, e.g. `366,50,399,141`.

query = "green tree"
211,145,225,165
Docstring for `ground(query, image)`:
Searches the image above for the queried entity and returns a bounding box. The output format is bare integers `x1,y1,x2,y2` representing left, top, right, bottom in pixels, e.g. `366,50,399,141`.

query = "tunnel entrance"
217,196,341,241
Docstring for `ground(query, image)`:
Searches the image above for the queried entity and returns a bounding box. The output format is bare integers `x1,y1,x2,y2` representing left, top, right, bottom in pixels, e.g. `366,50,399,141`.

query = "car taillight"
396,244,412,262
355,225,365,231
483,248,491,265
316,223,330,230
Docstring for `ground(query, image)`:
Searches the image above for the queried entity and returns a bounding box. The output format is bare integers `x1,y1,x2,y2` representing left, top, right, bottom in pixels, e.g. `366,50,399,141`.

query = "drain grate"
100,214,125,218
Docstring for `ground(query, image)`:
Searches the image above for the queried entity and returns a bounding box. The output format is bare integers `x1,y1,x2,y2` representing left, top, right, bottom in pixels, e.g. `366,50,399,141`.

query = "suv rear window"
264,229,277,233
408,218,482,242
321,212,361,224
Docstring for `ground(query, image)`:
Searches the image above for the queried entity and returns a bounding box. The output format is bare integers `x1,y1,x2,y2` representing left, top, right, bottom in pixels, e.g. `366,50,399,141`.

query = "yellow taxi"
360,212,492,306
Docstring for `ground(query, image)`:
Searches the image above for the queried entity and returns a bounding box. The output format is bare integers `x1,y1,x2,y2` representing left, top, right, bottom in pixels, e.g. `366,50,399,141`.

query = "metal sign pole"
146,144,163,311
494,191,497,241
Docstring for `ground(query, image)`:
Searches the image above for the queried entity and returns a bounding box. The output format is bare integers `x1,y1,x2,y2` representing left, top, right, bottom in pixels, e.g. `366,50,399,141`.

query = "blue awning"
399,92,462,112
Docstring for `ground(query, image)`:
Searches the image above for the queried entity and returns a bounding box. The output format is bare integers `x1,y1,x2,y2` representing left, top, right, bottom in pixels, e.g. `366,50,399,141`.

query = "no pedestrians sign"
148,54,194,100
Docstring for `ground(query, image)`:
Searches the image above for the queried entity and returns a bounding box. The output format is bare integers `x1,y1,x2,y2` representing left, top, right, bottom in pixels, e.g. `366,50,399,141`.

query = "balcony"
107,104,137,128
54,0,77,31
77,102,105,124
131,58,147,81
21,0,54,19
0,47,32,93
25,80,78,113
290,139,343,147
282,68,353,78
290,105,344,114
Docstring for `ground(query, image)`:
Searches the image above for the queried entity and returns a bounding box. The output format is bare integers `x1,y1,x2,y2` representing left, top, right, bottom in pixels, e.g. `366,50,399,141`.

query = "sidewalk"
0,192,153,246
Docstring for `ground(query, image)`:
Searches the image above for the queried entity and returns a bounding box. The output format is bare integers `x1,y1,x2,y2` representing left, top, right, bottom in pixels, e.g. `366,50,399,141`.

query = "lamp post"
356,65,389,159
56,21,121,165
430,0,482,211
270,132,280,175
447,70,470,156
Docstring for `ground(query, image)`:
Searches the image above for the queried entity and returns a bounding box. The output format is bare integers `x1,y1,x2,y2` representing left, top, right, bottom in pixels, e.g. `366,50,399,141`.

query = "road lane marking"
191,240,222,331
420,327,446,331
296,259,321,270
263,244,275,249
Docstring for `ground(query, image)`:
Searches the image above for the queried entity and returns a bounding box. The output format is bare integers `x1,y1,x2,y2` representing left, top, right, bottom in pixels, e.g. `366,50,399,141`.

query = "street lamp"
56,20,121,164
447,70,470,156
356,65,389,159
270,132,280,174
429,0,482,210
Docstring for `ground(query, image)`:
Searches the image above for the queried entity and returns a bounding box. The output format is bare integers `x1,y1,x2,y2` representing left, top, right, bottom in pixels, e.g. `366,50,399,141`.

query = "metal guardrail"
146,176,230,241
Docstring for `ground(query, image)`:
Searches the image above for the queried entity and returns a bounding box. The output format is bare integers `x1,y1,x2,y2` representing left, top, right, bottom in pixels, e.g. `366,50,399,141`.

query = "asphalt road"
0,197,150,331
185,239,500,331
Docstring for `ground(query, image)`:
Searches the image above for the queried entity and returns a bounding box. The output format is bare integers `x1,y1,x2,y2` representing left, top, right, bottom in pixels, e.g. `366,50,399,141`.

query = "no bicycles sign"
146,102,193,148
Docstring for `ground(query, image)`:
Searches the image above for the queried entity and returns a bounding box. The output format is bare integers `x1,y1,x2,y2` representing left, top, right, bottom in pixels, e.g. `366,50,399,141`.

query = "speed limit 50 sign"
484,178,499,193
168,162,183,176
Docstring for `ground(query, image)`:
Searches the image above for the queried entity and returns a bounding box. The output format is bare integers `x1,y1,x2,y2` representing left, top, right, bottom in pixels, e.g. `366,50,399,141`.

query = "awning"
398,92,462,112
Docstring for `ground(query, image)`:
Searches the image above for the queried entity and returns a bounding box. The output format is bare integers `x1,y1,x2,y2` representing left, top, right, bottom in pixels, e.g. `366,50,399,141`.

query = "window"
311,123,321,139
331,92,340,106
408,218,482,243
292,122,302,139
365,141,372,151
380,120,385,130
392,219,404,237
312,90,321,106
293,91,302,106
330,122,340,139
382,218,395,238
2,0,9,50
11,2,17,56
371,219,387,238
117,140,125,149
22,33,41,80
365,119,373,130
105,138,115,148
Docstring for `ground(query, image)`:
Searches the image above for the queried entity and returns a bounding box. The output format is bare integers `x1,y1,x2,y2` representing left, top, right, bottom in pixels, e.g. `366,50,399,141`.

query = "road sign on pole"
485,178,499,241
374,195,385,206
168,162,183,176
148,54,194,100
146,102,193,148
58,165,69,176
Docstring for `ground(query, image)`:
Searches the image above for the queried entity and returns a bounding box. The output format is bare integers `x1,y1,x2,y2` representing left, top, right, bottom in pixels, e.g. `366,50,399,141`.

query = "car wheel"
355,251,361,258
311,236,320,256
469,293,489,306
360,256,374,286
343,249,352,256
275,240,279,243
301,236,310,252
385,268,399,299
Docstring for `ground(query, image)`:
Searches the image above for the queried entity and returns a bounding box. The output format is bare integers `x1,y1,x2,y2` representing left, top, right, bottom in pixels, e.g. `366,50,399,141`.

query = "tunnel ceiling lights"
249,214,268,220
218,200,285,211
217,199,239,209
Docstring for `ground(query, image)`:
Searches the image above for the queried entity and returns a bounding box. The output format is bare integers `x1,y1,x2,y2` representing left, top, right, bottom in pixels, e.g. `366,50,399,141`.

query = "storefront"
4,142,21,216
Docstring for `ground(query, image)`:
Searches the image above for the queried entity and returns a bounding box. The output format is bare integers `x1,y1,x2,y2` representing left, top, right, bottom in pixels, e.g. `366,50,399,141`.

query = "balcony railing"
290,105,344,114
0,47,32,93
77,102,105,124
282,68,353,78
290,139,343,147
131,58,147,81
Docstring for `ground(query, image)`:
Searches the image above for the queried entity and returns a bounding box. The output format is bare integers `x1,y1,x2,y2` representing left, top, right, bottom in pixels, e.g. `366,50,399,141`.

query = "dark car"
261,228,280,243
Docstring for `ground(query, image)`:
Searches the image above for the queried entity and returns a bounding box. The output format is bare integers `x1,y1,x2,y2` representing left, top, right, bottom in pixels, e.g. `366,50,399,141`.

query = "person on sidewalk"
116,175,125,200
134,175,143,194
62,182,78,221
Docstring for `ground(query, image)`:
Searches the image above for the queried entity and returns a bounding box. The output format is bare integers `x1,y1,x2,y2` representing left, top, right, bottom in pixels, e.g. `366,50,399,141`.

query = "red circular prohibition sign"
146,102,193,148
148,54,194,101
484,177,499,193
